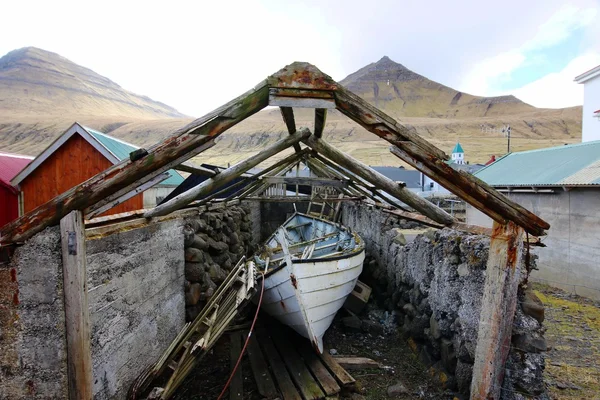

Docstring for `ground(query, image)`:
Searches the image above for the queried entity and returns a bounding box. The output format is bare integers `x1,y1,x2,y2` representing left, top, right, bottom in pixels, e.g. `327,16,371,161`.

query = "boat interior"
255,213,363,271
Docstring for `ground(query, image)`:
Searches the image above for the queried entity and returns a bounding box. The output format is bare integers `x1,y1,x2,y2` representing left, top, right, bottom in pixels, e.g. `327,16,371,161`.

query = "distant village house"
575,64,600,142
10,123,184,218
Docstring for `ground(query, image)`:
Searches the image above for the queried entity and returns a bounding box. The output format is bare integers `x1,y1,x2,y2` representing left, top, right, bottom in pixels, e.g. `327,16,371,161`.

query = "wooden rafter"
280,107,302,153
314,108,327,138
145,129,310,218
302,135,455,225
1,82,269,243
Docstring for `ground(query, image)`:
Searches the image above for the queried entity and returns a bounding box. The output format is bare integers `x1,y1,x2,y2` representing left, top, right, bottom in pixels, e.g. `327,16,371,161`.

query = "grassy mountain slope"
0,50,582,166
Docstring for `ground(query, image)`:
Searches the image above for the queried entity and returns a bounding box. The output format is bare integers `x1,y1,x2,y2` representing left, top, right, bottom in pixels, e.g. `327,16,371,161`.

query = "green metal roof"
474,140,600,187
85,127,184,186
452,142,464,154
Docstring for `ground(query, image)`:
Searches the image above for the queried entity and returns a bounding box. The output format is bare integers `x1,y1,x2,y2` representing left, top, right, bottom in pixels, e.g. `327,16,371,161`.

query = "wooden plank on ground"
229,331,243,400
247,334,278,398
257,331,301,400
295,339,340,396
318,352,356,388
60,210,93,400
270,329,325,400
331,356,380,370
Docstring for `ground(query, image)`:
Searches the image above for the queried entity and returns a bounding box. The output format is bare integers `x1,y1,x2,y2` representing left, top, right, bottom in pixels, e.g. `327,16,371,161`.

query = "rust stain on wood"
290,274,298,289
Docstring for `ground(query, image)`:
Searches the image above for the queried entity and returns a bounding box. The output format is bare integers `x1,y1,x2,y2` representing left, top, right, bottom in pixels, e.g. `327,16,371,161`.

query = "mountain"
0,47,186,119
0,50,582,165
340,56,535,118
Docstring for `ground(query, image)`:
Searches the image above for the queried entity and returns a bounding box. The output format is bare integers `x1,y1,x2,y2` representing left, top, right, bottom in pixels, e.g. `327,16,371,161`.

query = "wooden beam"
269,88,336,109
330,84,548,235
381,208,493,235
85,172,170,218
280,106,302,152
1,82,269,243
261,176,348,188
174,163,217,177
302,136,455,225
60,210,93,400
470,221,524,400
242,196,362,203
314,108,327,138
389,146,548,236
307,157,408,211
146,129,311,217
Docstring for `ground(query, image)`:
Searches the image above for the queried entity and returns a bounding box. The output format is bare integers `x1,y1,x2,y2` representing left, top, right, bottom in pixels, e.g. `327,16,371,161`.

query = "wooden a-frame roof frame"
0,62,549,243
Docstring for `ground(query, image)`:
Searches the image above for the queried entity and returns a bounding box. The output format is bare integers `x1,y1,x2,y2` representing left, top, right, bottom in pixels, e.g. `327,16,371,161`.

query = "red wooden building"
10,123,183,217
0,152,34,227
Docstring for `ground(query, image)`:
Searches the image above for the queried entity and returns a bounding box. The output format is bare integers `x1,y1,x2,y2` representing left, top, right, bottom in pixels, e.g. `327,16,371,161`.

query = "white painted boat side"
261,249,365,352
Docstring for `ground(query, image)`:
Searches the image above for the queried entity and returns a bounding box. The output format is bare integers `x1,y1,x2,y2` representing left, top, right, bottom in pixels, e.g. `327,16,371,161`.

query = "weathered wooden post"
470,220,525,399
60,210,93,400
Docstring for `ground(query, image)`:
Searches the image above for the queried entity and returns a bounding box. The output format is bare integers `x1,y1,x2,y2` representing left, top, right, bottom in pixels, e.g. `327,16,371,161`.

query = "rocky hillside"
0,49,582,165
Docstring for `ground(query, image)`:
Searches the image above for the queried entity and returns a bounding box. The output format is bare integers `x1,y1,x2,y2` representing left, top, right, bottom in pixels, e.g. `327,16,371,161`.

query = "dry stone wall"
341,203,547,399
183,204,258,320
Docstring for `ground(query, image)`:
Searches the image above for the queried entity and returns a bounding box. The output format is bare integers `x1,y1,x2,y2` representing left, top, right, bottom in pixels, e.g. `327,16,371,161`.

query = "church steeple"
451,142,465,165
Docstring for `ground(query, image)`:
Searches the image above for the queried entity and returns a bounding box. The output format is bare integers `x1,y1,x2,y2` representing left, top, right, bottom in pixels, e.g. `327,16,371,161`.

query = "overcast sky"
1,0,599,116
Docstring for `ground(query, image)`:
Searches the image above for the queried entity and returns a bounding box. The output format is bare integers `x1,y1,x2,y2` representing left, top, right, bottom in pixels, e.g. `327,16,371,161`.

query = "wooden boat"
253,213,365,353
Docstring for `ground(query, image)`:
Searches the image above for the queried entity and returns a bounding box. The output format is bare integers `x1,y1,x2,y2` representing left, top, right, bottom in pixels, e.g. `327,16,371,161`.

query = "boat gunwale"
256,212,365,279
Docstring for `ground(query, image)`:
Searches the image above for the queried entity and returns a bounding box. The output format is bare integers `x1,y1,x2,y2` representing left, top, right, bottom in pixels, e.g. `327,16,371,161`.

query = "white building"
450,142,465,165
575,64,600,142
420,142,482,194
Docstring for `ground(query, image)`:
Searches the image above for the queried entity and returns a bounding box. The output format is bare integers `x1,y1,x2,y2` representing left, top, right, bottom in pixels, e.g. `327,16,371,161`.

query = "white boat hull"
261,249,365,353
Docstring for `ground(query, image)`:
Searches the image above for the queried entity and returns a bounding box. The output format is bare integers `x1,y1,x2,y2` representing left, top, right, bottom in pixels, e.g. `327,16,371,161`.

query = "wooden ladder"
306,188,343,222
128,258,257,400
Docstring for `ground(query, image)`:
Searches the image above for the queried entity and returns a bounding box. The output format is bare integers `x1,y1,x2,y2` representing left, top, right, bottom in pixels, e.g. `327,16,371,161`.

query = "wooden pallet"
241,320,355,400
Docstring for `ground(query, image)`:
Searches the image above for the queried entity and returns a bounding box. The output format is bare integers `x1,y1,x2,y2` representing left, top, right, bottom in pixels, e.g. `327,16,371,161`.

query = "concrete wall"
86,218,185,399
582,75,600,142
466,188,600,300
0,226,68,399
1,216,187,399
341,203,546,399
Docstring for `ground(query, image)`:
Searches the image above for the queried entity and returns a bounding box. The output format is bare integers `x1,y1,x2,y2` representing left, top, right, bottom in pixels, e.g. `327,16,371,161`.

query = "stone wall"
341,203,547,399
86,218,185,399
183,205,258,320
0,226,68,399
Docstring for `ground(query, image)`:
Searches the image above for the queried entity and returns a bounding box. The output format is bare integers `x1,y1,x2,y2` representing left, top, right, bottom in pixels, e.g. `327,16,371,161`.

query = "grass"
533,283,600,399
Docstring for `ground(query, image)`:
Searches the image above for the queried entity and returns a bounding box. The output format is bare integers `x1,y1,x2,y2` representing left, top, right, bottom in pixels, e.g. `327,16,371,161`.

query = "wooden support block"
343,280,372,314
318,352,356,388
229,331,244,400
331,356,380,370
247,333,279,399
257,331,302,400
60,210,93,400
270,329,325,400
470,221,525,400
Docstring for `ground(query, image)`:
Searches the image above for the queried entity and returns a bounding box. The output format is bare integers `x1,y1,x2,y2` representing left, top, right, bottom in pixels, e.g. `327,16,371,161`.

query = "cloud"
460,2,599,97
508,53,600,108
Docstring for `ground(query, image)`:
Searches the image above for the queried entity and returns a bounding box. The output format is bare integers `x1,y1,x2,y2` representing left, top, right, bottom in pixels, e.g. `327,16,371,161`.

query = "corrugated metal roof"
85,127,184,186
475,140,600,187
0,152,34,186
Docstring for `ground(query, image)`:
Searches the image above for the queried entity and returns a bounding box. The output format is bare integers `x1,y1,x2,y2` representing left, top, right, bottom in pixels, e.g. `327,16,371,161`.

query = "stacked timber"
183,206,254,320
